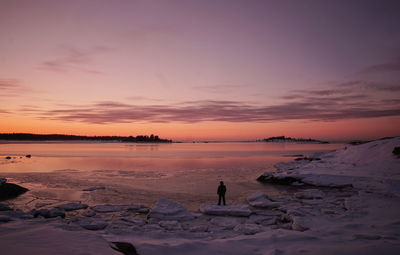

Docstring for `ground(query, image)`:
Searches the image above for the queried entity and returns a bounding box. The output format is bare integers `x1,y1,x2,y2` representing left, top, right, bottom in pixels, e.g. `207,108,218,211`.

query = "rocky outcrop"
0,182,29,201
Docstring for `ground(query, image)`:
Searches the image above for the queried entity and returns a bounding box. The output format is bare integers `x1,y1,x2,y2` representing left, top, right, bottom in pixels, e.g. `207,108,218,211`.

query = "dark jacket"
217,184,226,195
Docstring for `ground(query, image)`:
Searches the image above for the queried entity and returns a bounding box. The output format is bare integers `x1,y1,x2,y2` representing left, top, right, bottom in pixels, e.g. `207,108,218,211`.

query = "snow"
260,137,400,194
294,189,325,199
0,220,120,255
91,204,147,213
200,205,252,217
1,137,400,254
147,198,194,221
247,192,281,208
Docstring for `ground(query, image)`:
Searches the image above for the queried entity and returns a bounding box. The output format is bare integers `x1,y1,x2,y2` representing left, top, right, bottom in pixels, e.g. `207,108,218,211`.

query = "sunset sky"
1,0,399,141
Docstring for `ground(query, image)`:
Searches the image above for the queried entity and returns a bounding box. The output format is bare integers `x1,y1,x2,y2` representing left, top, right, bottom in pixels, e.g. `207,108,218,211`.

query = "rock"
110,242,139,255
0,178,6,186
210,216,243,229
0,183,29,201
25,154,32,158
0,215,12,222
31,208,65,218
257,173,302,185
159,220,182,231
5,156,11,160
137,207,150,214
78,218,108,230
147,198,194,221
291,216,311,231
82,211,96,217
82,186,106,191
294,189,325,199
247,192,280,208
234,224,263,235
0,203,12,211
393,147,400,156
56,203,88,211
200,205,252,217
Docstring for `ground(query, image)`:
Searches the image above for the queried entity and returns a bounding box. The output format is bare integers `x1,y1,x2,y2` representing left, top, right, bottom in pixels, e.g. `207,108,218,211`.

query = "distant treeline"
0,133,172,143
260,136,329,144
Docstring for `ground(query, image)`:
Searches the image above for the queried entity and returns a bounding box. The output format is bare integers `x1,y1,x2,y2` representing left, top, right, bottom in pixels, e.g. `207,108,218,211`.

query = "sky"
1,0,399,141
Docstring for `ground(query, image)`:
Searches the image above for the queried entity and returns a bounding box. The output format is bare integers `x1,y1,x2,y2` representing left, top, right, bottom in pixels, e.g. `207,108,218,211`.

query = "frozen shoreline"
1,137,400,254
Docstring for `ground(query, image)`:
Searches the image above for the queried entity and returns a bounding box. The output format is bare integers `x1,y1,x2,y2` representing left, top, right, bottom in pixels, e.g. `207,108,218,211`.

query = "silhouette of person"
217,181,227,205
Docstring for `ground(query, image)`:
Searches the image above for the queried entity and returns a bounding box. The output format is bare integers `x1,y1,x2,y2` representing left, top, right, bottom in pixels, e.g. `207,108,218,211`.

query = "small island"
0,133,172,143
260,136,329,144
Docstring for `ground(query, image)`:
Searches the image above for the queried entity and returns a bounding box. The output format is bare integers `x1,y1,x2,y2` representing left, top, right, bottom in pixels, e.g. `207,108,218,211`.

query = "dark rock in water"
5,156,12,160
0,215,12,223
0,203,12,211
25,154,32,158
31,208,65,218
0,183,29,201
257,174,301,185
110,242,139,255
393,147,400,156
294,157,321,161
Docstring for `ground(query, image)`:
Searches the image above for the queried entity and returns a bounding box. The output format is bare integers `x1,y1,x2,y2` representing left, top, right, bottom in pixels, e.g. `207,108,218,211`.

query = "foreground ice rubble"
147,198,194,221
200,204,252,217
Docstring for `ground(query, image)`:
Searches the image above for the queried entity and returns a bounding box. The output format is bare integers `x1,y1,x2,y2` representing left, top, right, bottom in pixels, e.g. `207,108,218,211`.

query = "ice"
200,205,252,217
209,216,243,229
247,192,281,208
291,216,311,231
56,203,88,211
77,218,108,231
158,220,182,231
294,189,325,199
147,198,194,221
91,204,145,213
233,223,263,235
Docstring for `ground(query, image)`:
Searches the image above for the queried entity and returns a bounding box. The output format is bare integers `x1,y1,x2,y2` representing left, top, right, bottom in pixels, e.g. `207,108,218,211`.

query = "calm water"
0,142,342,210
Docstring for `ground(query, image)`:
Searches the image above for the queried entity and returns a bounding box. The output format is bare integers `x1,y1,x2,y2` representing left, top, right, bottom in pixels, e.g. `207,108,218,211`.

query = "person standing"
217,181,227,205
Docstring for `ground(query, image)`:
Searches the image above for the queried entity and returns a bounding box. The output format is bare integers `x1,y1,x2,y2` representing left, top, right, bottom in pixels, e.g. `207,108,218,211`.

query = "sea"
0,141,342,210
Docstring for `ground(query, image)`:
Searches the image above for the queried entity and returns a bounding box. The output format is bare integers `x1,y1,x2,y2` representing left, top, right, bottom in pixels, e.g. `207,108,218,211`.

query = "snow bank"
0,220,120,254
259,137,400,195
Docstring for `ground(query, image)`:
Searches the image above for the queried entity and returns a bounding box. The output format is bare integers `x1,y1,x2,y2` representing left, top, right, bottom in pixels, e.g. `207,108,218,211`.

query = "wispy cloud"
0,79,32,97
193,84,243,94
39,45,112,74
23,81,400,124
361,56,400,74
